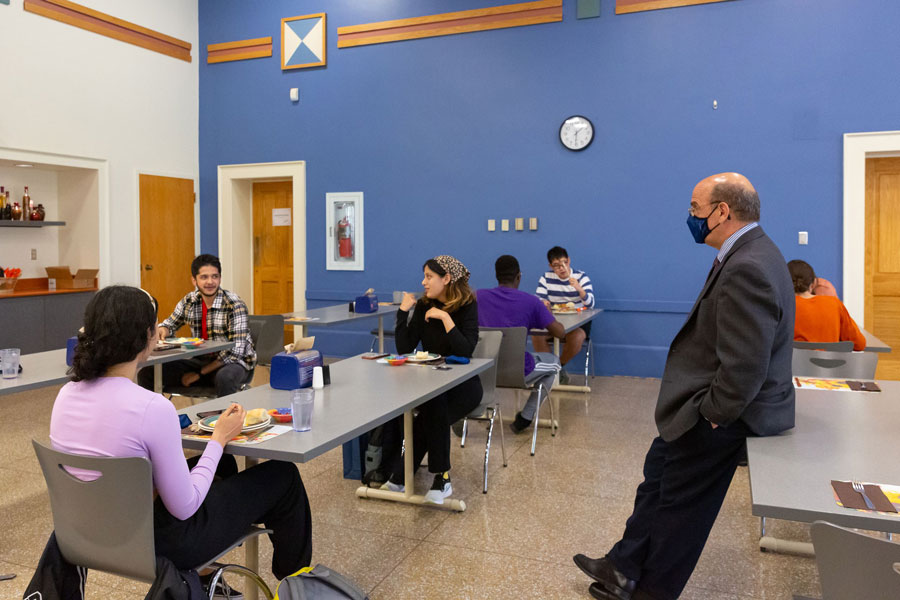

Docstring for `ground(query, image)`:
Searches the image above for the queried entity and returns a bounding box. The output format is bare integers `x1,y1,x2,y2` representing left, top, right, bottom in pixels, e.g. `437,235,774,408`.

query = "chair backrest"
792,348,878,379
32,440,158,583
811,520,900,599
249,314,286,366
479,327,528,389
471,330,503,412
793,340,854,352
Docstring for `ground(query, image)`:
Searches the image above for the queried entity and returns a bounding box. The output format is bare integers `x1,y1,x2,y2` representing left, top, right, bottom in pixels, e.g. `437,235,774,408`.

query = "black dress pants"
606,419,748,600
383,375,482,476
138,357,252,397
154,456,312,580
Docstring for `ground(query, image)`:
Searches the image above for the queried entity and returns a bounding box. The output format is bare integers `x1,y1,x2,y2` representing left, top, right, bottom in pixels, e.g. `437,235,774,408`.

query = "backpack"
274,565,368,600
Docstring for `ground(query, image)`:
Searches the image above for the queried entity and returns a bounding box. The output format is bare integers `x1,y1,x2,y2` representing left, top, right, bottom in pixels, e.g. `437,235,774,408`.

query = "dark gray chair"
792,348,878,379
32,440,274,599
793,340,854,352
165,318,264,403
250,314,287,367
811,520,900,599
459,330,506,493
481,327,557,456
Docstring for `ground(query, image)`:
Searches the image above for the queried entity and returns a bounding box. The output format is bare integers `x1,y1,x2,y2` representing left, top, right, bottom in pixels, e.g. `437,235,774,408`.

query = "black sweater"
395,299,479,358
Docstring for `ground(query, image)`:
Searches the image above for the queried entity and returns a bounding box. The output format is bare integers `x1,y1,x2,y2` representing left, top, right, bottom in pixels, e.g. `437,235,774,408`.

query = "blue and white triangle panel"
283,13,325,69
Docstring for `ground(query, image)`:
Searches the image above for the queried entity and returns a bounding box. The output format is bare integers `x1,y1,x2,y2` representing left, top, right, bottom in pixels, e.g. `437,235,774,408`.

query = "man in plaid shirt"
138,254,257,397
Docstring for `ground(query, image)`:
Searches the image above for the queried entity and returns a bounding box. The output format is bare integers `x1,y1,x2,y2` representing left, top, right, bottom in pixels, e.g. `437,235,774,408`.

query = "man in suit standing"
574,173,795,600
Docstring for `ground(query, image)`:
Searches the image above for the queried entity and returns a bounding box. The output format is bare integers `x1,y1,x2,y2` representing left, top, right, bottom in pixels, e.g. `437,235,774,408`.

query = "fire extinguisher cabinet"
326,192,365,271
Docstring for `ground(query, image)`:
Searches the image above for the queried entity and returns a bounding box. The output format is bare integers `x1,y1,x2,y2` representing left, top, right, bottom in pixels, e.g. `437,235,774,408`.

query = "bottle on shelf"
23,186,32,221
1,192,10,220
35,203,46,221
0,187,6,220
10,202,22,221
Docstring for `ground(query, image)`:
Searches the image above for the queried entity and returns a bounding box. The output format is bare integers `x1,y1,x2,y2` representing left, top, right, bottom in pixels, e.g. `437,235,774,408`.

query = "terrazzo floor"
0,371,822,599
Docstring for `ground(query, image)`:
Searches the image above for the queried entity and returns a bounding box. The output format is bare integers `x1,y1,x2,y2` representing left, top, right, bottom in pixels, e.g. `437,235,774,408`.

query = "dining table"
530,307,603,393
283,303,398,353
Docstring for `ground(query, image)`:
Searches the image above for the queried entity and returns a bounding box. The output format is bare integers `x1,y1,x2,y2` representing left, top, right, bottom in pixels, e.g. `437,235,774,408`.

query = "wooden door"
252,181,293,344
865,157,900,380
140,174,195,336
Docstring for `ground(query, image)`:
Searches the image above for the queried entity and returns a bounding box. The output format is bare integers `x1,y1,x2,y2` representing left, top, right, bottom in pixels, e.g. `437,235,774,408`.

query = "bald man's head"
698,172,760,223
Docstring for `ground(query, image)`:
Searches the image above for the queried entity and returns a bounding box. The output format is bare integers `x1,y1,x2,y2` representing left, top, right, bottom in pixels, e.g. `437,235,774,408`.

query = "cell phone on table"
196,409,225,419
432,365,452,370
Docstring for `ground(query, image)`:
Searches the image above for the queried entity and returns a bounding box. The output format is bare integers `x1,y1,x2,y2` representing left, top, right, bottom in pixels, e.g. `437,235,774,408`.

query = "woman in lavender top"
50,286,311,585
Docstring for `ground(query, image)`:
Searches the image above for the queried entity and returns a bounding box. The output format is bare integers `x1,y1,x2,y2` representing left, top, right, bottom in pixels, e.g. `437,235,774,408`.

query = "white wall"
0,0,198,285
0,166,60,278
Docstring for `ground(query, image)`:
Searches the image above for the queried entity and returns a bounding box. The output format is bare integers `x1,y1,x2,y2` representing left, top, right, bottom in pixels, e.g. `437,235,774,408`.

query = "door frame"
217,161,306,313
842,130,900,324
134,170,201,286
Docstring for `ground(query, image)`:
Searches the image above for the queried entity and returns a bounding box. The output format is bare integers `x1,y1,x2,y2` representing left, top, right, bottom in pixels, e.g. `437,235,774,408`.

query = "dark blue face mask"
686,205,724,244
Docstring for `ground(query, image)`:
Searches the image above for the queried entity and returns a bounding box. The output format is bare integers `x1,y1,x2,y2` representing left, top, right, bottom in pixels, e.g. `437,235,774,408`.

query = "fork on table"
852,480,877,510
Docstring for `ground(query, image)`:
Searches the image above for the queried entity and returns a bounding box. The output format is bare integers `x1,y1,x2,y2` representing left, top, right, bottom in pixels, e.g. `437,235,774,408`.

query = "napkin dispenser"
354,293,378,314
270,349,323,390
65,336,78,366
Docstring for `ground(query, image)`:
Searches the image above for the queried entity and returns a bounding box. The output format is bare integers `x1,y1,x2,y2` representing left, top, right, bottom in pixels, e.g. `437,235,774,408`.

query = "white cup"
291,388,314,432
393,290,403,304
0,348,20,379
312,366,324,389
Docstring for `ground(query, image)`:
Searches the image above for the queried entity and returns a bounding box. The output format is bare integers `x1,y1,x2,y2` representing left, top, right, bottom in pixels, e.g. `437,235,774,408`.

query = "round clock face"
559,115,594,151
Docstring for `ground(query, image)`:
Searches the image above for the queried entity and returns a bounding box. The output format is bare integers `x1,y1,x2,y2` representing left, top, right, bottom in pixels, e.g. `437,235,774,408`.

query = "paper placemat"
182,424,292,445
793,377,880,392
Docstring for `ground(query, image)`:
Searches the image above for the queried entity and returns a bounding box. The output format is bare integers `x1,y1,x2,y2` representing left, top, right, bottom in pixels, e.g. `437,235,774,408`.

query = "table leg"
300,325,307,339
378,316,385,354
153,363,163,394
551,334,591,394
355,410,466,511
244,457,260,600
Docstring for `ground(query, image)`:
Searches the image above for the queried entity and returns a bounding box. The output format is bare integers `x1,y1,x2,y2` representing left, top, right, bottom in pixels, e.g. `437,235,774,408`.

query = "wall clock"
559,115,594,151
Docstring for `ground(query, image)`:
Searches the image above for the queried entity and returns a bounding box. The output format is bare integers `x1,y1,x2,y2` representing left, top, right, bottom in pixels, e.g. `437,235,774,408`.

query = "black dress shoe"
573,555,636,600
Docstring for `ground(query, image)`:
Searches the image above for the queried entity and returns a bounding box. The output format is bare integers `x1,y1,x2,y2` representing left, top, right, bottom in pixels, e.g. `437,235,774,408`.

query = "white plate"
403,352,441,363
197,414,271,433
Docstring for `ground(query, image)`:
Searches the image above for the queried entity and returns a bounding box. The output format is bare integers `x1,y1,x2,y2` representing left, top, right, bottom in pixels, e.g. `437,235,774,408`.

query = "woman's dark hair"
71,285,158,382
787,260,816,295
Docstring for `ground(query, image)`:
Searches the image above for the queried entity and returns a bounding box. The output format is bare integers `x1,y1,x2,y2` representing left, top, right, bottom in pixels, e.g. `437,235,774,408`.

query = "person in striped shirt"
534,246,594,383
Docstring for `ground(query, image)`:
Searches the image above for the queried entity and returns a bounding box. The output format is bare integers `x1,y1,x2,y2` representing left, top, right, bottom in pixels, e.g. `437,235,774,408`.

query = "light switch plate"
529,217,538,231
501,219,510,232
515,217,524,231
290,88,299,102
798,231,808,245
487,219,496,232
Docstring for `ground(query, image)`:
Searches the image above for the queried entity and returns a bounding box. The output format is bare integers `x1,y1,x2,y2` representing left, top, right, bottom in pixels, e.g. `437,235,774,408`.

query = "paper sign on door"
272,208,291,227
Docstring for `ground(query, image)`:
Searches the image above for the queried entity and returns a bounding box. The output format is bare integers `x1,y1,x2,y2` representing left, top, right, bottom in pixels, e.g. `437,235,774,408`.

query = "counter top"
0,277,97,299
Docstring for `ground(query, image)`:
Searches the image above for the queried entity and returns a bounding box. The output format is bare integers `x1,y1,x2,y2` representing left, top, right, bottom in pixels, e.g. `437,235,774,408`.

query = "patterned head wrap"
432,255,470,283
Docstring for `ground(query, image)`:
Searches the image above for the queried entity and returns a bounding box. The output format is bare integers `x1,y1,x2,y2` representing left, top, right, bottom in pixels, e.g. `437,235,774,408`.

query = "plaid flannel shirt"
160,288,257,370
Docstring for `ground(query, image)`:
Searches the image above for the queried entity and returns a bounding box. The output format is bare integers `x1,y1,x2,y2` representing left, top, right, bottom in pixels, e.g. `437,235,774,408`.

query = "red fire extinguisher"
337,216,353,258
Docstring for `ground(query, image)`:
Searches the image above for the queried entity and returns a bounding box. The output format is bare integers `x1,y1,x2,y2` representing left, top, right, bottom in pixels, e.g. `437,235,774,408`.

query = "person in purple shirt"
477,255,566,434
50,286,311,597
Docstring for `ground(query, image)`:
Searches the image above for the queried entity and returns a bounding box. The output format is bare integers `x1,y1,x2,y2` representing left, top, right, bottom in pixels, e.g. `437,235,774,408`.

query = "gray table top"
0,340,235,396
747,380,900,532
530,307,603,335
862,328,891,353
283,303,397,327
178,354,493,463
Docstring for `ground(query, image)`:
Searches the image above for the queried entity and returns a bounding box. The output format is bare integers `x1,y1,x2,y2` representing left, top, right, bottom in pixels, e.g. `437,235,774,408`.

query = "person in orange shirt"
788,260,866,350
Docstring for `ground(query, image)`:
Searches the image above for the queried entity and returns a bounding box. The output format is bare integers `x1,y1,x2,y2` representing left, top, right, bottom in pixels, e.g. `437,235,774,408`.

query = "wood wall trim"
207,37,272,64
23,0,192,62
615,0,733,14
337,0,562,48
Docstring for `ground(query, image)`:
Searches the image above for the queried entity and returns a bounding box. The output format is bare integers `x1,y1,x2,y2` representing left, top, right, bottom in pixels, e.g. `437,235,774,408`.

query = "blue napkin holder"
354,293,378,314
270,350,323,390
65,336,78,366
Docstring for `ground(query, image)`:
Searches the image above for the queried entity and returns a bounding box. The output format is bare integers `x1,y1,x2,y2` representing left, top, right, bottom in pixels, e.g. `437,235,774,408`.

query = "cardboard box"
45,266,99,290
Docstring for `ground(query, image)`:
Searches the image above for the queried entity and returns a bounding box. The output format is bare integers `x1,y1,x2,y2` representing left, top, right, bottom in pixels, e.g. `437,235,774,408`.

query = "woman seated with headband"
378,255,482,504
49,286,312,594
788,260,865,350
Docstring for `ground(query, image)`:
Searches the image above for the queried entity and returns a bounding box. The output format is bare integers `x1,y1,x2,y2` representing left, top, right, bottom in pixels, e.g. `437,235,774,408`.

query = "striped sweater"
536,269,595,308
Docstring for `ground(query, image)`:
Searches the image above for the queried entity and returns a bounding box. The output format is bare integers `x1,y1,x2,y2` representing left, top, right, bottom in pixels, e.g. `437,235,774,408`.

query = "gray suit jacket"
655,226,795,442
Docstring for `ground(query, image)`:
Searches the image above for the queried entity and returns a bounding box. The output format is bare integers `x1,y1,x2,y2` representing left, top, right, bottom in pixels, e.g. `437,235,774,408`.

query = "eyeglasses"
688,201,722,218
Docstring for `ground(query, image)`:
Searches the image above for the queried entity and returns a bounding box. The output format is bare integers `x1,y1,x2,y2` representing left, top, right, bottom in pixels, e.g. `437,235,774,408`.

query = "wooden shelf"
0,221,66,227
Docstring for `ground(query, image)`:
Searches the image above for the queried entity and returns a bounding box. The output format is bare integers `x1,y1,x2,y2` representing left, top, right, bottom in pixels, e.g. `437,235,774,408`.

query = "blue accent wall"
199,0,900,376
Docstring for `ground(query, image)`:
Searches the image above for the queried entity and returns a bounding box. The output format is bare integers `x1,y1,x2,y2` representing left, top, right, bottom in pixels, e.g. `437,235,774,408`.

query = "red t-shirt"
201,300,209,340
